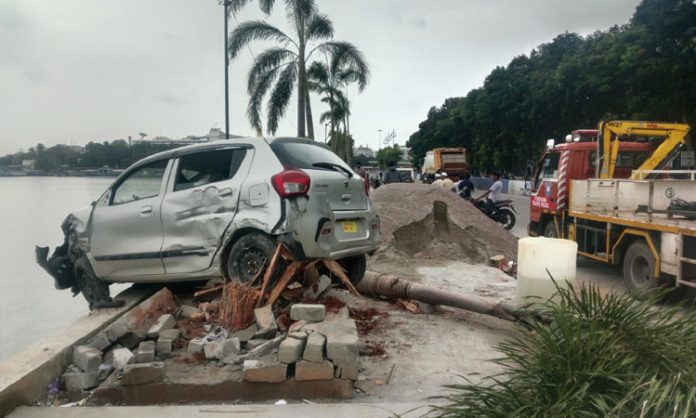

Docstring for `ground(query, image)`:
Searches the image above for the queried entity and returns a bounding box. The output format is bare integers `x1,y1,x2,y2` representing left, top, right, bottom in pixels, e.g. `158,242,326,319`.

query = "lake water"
0,177,124,361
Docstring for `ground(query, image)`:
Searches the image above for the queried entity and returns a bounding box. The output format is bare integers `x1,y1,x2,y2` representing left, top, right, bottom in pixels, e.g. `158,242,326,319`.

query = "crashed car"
36,137,381,308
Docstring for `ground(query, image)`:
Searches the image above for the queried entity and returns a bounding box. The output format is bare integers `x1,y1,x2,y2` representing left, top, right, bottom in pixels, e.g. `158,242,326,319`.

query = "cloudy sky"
0,0,642,156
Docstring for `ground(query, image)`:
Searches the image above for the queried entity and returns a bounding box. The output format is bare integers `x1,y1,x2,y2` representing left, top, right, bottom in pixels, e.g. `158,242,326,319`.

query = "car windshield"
270,140,352,173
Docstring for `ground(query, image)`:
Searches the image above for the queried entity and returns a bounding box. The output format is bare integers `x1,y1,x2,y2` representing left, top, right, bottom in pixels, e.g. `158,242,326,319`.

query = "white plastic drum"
516,237,577,303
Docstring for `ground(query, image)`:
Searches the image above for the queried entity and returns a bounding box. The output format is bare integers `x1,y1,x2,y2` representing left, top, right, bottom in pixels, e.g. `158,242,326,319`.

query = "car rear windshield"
270,140,351,172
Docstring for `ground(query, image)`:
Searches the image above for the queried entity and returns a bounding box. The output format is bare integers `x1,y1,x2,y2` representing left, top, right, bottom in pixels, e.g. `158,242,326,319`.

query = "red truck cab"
529,130,653,237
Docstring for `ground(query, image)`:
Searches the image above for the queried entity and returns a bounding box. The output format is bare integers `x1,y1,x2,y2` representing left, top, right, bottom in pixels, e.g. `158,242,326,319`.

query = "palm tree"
229,0,333,138
307,42,369,161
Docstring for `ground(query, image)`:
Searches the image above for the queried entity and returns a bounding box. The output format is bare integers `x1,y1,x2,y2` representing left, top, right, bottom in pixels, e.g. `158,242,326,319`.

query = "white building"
353,145,375,158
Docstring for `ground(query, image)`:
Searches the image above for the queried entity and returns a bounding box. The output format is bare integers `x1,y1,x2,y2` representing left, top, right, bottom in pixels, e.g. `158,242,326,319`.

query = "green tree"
307,42,369,161
376,145,401,169
229,1,328,138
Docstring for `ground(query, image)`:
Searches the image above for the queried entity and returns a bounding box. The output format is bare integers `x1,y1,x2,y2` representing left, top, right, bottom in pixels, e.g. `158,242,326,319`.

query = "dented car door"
89,158,171,280
159,147,252,274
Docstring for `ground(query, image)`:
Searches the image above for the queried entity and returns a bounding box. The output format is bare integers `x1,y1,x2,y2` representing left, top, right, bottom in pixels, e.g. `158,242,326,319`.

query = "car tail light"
271,169,311,198
362,177,370,196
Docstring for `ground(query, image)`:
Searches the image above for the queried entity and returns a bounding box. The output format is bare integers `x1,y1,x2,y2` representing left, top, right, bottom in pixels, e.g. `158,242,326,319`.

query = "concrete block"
187,338,205,354
326,332,359,366
146,314,176,338
178,304,199,319
246,339,268,350
122,362,165,386
254,327,277,340
242,360,287,383
290,304,326,322
222,338,241,357
288,330,307,340
230,324,258,342
303,275,332,301
303,332,326,363
246,335,285,358
72,345,102,373
156,339,173,355
110,347,134,370
254,305,276,330
334,361,359,380
104,321,130,342
86,332,111,351
63,366,100,391
204,340,223,360
295,360,334,381
134,341,156,363
159,328,180,341
278,337,305,364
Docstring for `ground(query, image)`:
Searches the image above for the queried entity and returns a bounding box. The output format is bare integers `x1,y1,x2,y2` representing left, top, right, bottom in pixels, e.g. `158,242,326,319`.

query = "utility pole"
378,129,383,151
223,1,231,139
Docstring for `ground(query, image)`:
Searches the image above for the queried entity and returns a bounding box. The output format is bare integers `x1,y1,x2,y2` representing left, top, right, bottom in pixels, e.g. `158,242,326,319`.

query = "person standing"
355,163,368,180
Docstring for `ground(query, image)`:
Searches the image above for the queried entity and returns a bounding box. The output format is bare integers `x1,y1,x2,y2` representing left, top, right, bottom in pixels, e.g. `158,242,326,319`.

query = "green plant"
433,284,696,418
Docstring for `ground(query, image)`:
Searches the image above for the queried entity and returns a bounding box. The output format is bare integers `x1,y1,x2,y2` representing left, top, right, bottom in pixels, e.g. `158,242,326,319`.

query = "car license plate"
342,221,358,233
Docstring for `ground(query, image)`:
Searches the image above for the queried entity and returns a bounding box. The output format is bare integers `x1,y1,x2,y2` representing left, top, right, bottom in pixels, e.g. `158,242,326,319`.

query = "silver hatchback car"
36,137,380,308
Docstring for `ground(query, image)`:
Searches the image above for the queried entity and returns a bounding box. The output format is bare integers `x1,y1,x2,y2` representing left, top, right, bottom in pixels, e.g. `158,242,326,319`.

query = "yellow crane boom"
597,120,690,179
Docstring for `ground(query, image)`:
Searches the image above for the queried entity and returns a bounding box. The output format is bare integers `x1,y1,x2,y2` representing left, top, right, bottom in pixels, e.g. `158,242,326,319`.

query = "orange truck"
421,147,468,182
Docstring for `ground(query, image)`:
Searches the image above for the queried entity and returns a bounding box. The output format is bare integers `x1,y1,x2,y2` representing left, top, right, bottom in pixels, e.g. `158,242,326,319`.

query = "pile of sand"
370,184,518,265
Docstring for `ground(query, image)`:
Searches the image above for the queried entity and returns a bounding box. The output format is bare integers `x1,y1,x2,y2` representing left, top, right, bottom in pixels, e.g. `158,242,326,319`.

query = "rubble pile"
371,184,517,264
60,274,361,397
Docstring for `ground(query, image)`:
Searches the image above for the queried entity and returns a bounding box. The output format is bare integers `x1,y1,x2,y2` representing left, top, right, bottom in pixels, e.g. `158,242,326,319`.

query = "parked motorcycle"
473,199,517,230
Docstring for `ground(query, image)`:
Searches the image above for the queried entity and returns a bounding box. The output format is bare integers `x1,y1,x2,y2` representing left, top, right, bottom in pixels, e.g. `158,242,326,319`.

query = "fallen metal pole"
358,271,521,322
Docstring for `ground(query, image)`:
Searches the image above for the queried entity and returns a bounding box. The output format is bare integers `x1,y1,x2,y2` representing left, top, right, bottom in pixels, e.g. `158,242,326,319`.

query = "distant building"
400,147,411,162
132,128,244,146
353,145,375,158
21,159,36,170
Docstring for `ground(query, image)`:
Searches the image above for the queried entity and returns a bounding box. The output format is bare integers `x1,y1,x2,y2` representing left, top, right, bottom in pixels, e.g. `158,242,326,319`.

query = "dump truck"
421,147,468,182
529,120,696,296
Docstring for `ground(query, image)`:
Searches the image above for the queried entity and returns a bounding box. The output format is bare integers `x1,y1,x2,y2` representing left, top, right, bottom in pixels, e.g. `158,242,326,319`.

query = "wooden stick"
256,242,284,307
323,259,360,295
193,285,223,298
265,261,304,307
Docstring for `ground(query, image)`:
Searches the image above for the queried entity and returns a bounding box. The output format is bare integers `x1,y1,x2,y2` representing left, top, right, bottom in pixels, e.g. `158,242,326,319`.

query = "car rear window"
270,140,351,171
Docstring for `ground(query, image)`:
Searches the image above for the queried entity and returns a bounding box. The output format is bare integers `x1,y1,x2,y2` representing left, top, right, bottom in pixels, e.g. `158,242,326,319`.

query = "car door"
159,147,252,274
89,158,171,280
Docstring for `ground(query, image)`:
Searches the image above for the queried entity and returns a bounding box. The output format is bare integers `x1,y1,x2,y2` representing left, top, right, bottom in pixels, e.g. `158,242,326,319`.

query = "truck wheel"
623,241,660,300
74,257,115,310
227,232,279,284
543,221,558,238
337,254,367,285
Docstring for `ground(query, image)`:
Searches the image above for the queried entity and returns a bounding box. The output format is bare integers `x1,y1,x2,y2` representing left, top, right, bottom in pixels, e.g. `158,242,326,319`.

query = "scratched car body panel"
36,137,380,306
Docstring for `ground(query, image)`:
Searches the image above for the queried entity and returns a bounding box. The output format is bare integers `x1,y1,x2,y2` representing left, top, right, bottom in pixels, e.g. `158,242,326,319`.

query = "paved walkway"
9,403,430,418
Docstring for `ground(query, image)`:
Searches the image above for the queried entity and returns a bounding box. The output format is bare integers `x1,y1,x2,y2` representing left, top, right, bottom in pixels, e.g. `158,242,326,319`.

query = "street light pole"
378,129,383,151
223,1,231,139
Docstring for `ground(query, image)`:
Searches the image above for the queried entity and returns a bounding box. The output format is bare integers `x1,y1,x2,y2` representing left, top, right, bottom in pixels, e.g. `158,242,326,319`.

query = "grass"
432,283,696,418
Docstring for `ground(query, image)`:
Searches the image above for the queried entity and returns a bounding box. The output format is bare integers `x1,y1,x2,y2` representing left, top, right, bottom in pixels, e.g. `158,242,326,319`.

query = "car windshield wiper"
312,162,352,177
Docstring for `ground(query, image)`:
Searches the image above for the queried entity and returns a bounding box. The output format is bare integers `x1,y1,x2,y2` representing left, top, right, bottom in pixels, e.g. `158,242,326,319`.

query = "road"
503,193,628,295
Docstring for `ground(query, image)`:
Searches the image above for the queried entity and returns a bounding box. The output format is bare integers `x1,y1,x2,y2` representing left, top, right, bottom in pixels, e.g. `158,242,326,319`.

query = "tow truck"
529,120,696,296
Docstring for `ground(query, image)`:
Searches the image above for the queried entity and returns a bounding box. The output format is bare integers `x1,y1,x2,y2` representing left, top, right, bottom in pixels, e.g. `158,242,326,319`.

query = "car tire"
543,220,558,238
74,257,112,309
623,240,661,300
227,232,278,284
337,254,367,285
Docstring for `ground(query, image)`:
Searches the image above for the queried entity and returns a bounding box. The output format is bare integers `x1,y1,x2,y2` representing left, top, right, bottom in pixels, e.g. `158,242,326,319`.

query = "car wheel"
496,208,516,231
623,241,660,300
543,220,558,238
337,254,367,285
74,257,112,310
227,233,278,284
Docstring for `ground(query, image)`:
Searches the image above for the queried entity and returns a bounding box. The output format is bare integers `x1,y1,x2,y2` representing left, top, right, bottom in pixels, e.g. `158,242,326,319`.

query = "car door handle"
140,205,153,215
219,188,233,197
